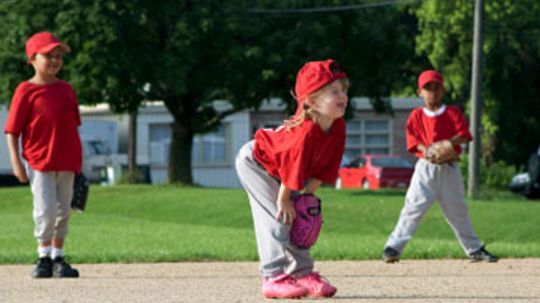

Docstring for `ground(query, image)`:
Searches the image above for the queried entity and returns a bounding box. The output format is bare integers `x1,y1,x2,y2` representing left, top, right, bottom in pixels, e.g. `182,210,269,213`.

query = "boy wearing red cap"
236,59,348,299
4,32,82,278
382,70,498,263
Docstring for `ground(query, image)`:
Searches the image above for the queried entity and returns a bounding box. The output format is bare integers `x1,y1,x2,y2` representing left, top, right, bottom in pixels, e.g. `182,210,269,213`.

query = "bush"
459,157,521,189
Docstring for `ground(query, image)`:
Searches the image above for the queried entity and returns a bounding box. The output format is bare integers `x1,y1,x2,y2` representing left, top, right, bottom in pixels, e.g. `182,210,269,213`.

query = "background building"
79,97,423,188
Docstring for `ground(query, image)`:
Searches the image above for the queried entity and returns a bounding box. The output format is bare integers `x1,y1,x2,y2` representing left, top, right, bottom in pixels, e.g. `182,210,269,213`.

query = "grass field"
0,185,539,264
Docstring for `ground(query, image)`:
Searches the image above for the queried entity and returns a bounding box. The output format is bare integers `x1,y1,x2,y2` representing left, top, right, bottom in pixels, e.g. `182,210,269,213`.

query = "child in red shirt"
236,59,348,299
4,32,82,278
382,70,498,263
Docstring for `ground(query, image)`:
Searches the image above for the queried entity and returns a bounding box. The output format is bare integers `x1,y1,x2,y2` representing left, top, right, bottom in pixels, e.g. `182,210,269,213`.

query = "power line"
246,0,419,14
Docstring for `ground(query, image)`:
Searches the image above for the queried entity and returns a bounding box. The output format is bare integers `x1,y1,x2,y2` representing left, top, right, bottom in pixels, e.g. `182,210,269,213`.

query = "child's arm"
449,135,469,146
304,178,322,194
276,183,295,224
6,133,28,183
416,143,429,158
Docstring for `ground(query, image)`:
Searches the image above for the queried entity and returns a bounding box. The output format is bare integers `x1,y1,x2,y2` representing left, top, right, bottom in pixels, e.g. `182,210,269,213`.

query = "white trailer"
0,105,13,177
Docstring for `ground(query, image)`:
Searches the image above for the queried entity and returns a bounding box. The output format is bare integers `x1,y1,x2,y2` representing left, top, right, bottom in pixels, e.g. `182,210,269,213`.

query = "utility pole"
128,109,138,180
468,0,484,198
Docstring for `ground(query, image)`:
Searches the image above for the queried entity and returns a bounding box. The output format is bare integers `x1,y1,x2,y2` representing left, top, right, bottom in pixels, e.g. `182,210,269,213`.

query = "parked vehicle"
81,138,127,183
79,120,127,183
336,155,414,190
509,148,540,200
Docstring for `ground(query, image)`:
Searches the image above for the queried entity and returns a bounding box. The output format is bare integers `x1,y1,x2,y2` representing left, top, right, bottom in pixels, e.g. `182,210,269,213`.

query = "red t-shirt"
253,118,346,191
406,105,473,159
4,80,82,172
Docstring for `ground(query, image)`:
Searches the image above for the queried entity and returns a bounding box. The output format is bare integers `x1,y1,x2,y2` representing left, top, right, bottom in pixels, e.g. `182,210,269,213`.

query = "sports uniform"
236,59,347,298
382,70,498,263
4,32,82,278
236,118,345,277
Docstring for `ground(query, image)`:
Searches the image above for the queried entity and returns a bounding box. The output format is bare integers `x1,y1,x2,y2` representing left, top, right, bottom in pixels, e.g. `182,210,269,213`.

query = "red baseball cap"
418,70,444,90
25,32,70,63
294,59,348,109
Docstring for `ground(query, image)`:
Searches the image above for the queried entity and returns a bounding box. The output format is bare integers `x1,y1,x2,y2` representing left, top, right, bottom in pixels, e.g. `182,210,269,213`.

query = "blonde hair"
285,78,350,130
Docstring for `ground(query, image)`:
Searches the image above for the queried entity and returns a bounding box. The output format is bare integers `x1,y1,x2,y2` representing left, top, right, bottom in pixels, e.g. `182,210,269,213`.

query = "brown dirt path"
1,259,540,303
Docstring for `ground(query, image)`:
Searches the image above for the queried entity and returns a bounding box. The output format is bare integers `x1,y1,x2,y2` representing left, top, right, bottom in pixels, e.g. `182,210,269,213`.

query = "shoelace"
304,272,331,284
272,274,298,285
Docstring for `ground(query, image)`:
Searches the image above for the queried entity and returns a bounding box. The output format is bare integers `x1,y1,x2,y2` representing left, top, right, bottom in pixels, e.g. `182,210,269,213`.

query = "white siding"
191,111,250,188
0,105,12,175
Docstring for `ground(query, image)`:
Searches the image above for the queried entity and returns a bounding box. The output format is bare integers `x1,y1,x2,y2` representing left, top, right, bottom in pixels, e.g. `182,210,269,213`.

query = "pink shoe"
296,272,337,297
262,274,308,299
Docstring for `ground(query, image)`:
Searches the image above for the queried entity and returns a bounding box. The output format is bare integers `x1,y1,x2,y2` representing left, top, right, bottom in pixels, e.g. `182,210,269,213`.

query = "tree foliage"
414,0,540,166
0,0,419,184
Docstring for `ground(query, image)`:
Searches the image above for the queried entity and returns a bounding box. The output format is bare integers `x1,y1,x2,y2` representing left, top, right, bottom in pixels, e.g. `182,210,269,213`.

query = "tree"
0,0,152,181
124,0,419,184
414,0,540,166
0,0,420,184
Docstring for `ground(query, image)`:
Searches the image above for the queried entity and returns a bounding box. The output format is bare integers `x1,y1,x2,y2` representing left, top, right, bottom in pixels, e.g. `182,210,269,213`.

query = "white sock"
52,248,64,259
38,246,52,258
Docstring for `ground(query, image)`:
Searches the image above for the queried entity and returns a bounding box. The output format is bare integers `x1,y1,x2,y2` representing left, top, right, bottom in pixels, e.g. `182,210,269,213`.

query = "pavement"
1,259,540,303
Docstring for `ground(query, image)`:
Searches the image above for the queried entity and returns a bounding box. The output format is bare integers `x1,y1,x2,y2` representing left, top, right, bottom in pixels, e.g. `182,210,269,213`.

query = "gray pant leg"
385,160,437,253
29,169,57,242
29,168,74,242
235,141,313,277
54,172,75,240
438,164,483,255
285,243,313,278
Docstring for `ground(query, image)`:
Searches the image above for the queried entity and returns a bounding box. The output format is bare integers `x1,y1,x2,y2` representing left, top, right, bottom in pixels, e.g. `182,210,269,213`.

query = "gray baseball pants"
235,140,314,278
385,158,483,255
27,166,75,243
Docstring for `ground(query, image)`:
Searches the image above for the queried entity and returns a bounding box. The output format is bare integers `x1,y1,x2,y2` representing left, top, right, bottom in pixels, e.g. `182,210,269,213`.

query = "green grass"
0,185,539,264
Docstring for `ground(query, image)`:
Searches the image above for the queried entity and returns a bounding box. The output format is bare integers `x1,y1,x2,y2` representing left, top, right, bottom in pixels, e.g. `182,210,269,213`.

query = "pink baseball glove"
290,194,322,249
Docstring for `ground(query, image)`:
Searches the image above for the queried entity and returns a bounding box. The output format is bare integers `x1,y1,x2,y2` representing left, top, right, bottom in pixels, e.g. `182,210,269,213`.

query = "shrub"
459,157,521,190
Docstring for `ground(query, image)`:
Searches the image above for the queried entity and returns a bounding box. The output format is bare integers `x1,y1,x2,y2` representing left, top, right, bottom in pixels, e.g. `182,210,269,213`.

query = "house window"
192,124,230,166
149,123,172,165
345,119,390,159
148,123,230,166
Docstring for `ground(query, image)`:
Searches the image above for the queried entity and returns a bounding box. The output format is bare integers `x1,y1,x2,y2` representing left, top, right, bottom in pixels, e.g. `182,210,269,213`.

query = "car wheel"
335,177,342,190
362,179,370,190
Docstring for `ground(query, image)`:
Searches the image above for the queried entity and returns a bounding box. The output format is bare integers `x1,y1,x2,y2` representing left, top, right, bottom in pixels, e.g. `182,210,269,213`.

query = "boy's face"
418,82,445,107
307,79,349,120
30,46,64,79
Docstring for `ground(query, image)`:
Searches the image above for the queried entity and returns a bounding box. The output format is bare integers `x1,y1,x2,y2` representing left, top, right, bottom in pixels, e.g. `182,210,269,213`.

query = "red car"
336,155,414,190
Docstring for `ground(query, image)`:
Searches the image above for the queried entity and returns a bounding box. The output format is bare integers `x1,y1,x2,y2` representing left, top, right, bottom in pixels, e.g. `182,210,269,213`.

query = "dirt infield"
1,259,540,303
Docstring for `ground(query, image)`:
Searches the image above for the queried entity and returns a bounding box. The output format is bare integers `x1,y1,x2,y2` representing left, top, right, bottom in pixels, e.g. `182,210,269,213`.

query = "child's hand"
276,199,296,224
12,162,28,183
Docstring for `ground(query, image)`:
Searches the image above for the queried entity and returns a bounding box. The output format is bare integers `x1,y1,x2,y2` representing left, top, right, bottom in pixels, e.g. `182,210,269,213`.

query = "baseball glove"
425,139,457,164
71,173,90,213
290,194,323,249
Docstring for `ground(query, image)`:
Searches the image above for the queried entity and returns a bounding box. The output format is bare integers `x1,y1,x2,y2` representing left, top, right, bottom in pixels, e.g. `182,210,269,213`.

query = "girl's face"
31,46,64,80
418,82,445,108
307,80,349,121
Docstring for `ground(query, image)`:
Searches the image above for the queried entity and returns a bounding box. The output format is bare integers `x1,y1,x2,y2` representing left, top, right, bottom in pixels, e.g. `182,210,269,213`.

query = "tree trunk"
169,119,194,185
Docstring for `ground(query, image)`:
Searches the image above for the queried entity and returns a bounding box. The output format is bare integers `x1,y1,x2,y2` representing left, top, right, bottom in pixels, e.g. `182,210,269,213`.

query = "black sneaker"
469,246,499,263
32,257,53,278
382,246,400,263
53,256,80,278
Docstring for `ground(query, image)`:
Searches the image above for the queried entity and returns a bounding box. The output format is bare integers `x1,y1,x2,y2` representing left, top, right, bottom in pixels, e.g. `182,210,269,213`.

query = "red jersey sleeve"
278,137,310,190
449,106,473,142
253,125,311,191
405,110,422,153
4,83,32,135
71,87,81,126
